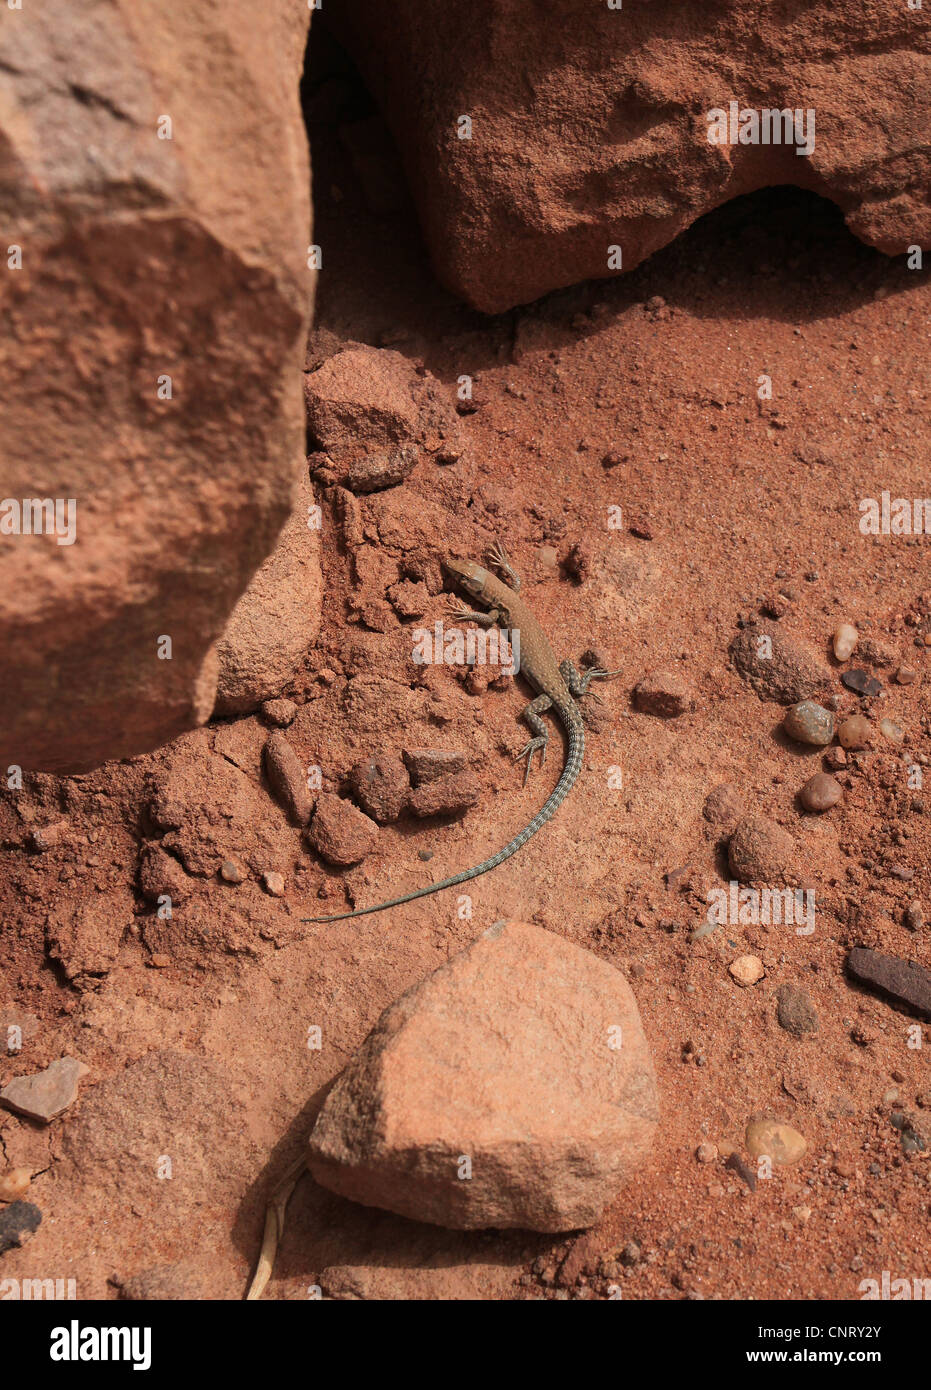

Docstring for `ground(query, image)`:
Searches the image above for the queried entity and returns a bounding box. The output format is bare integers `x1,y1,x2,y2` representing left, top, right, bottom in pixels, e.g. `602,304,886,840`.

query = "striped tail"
303,716,584,923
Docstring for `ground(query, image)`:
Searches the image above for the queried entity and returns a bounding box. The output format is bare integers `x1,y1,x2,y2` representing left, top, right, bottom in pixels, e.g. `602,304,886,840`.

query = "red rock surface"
307,921,658,1230
0,0,314,771
329,0,930,310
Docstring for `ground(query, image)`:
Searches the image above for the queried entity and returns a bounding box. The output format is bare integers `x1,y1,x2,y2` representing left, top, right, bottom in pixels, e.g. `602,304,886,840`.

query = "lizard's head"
443,556,490,602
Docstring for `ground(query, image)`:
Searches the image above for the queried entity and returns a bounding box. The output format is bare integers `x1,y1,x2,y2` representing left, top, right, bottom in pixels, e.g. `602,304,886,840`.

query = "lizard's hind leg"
515,693,552,785
560,658,622,697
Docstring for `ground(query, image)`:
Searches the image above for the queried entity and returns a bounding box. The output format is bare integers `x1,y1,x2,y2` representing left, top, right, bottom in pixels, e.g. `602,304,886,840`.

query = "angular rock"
846,948,931,1020
0,1056,88,1124
329,2,930,311
633,671,692,718
408,771,481,818
306,794,379,867
777,984,820,1037
214,470,323,715
264,731,315,825
402,748,469,786
702,782,744,835
304,346,461,491
137,844,191,904
0,0,313,772
348,756,411,824
730,625,832,705
728,815,797,885
307,920,659,1231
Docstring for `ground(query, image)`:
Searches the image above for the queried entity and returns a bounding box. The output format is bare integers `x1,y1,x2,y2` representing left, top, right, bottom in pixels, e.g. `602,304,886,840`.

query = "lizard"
302,541,616,924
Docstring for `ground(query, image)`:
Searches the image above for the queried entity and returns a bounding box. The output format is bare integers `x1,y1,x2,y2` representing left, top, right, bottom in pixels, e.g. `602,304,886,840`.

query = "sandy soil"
0,55,929,1302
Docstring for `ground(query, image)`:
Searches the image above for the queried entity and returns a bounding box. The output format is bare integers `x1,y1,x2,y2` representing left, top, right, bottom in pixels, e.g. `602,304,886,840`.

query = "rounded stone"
833,622,858,661
783,701,834,746
800,772,842,812
728,815,796,885
837,714,872,750
729,955,764,987
745,1118,807,1166
879,718,904,745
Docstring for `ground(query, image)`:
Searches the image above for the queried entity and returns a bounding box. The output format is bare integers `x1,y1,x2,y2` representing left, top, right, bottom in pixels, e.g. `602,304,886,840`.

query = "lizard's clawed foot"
446,595,474,622
487,539,521,591
515,735,547,786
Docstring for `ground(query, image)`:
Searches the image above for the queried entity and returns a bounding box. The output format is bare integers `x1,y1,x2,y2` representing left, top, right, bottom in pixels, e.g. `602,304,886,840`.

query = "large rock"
307,920,658,1231
0,0,314,772
329,1,931,311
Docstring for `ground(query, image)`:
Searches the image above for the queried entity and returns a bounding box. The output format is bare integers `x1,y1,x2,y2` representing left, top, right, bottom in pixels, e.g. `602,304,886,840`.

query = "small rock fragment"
0,1168,31,1202
833,623,858,661
0,1057,88,1124
262,870,286,897
841,668,882,697
633,671,692,718
745,1119,807,1165
846,947,931,1019
408,771,481,818
264,732,314,825
138,844,190,904
783,701,834,746
896,666,917,685
696,1142,718,1163
261,698,297,727
837,715,872,750
220,858,246,884
729,955,764,987
306,794,379,867
402,748,468,786
800,772,842,813
28,822,67,852
824,746,847,770
879,718,904,745
777,984,820,1037
905,901,924,932
348,756,411,823
0,1200,41,1254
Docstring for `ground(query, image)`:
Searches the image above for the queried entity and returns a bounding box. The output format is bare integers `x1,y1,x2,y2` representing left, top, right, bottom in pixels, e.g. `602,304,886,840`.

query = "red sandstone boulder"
307,920,659,1230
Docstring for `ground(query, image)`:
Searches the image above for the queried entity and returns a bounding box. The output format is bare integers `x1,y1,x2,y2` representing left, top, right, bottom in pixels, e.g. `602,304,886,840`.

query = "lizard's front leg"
515,693,552,785
560,657,621,696
447,596,501,627
487,539,521,593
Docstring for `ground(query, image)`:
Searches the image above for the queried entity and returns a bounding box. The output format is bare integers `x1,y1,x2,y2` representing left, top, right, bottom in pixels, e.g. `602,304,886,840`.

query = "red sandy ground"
0,98,929,1301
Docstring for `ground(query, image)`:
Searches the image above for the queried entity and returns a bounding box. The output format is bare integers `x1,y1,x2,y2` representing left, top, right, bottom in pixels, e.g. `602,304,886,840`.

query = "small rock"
148,953,171,969
905,901,924,931
0,1168,31,1203
262,870,286,897
306,921,658,1231
402,747,468,786
833,623,858,661
264,732,315,825
777,984,820,1037
0,1057,88,1124
879,718,904,745
408,771,481,818
28,821,67,852
837,715,872,750
728,816,797,885
220,858,247,884
261,698,297,727
729,955,764,987
620,1239,641,1266
633,672,692,718
702,783,744,835
696,1142,718,1163
824,746,847,770
730,625,831,705
841,668,882,697
745,1118,807,1165
783,701,834,746
0,1200,41,1254
800,772,842,813
896,666,917,685
348,756,411,823
846,947,931,1019
137,844,191,903
306,794,379,867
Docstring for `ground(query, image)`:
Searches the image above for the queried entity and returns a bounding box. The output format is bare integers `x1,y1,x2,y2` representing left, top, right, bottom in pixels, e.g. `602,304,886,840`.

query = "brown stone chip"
846,947,931,1019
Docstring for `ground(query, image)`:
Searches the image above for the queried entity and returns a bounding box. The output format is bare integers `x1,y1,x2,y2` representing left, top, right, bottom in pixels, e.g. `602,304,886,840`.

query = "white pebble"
833,622,858,661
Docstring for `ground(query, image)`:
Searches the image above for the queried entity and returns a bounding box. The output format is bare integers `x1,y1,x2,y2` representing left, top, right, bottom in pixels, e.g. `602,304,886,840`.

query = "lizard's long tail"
303,718,584,923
